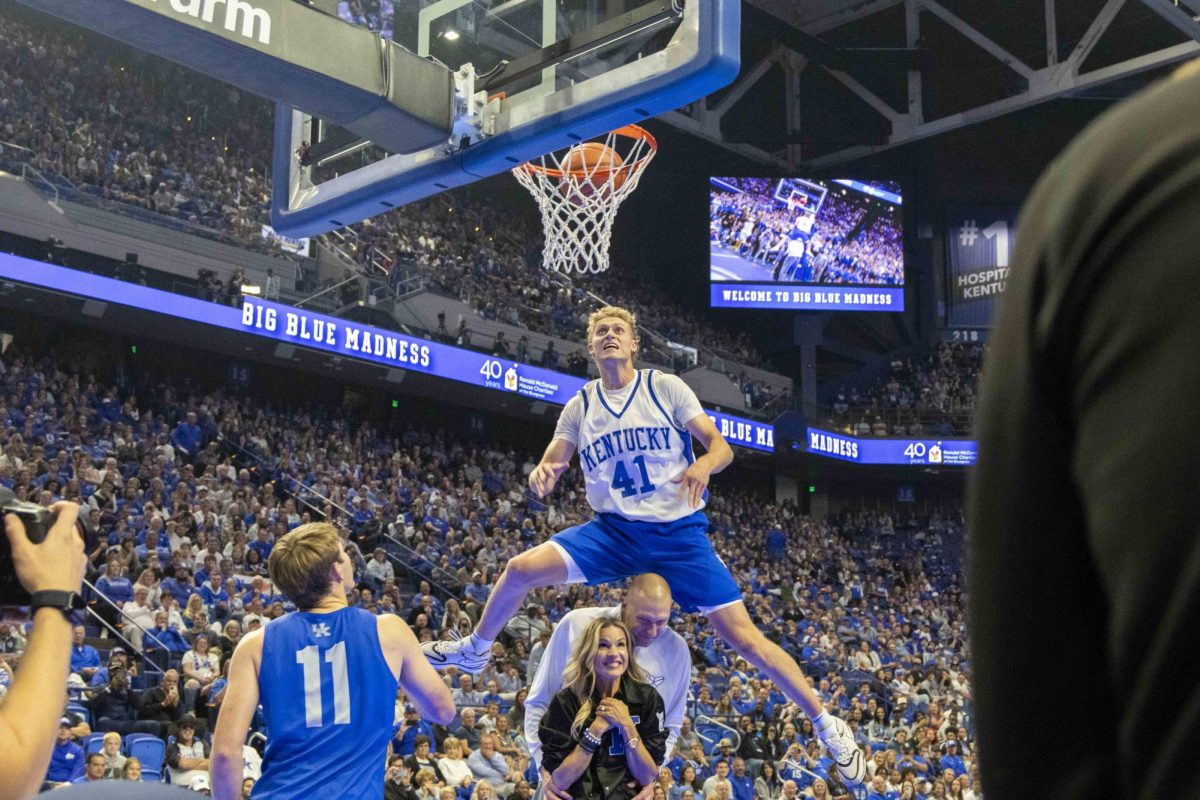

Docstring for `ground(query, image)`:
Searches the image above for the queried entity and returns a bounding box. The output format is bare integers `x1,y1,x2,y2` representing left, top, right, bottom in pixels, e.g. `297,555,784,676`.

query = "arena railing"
81,578,170,677
692,714,741,755
18,163,61,207
377,532,464,603
216,433,465,604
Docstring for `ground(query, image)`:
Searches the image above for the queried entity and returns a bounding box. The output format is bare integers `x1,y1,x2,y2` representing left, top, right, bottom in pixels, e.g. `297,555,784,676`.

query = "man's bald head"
628,573,671,601
623,573,673,647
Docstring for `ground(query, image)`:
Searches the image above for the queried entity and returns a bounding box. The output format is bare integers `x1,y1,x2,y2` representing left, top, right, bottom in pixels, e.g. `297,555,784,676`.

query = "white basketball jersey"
554,370,705,522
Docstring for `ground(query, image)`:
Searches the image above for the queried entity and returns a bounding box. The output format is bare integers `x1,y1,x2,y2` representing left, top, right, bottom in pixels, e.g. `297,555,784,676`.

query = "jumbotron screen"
337,1,395,37
710,177,905,311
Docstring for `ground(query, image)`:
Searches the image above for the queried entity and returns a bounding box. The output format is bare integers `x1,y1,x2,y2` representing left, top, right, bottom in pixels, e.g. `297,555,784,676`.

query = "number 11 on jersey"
296,642,351,727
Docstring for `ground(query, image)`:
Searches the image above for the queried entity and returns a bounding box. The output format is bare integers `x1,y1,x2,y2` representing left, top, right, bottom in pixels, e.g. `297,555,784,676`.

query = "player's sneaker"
816,714,866,786
422,635,490,673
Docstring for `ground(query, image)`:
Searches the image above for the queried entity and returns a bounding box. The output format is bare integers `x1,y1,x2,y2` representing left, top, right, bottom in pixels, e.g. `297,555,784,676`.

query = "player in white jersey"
525,574,688,799
424,306,865,785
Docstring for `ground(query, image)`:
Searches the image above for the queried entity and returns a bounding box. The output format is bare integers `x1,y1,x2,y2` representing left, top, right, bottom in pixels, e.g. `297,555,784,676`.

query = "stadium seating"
126,735,166,782
0,334,973,794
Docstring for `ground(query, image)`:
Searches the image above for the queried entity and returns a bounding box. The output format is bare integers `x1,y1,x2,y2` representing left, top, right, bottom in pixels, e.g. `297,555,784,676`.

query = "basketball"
559,141,626,204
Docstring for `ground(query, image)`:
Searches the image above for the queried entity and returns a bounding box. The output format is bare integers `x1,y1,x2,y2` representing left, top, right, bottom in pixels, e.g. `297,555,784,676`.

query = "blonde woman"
800,778,829,799
185,594,221,636
539,618,667,800
470,779,497,800
438,736,474,791
135,568,162,607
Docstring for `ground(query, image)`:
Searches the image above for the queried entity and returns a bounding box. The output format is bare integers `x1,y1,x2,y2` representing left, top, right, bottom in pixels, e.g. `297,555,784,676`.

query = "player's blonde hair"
267,522,343,610
586,306,639,342
561,617,646,738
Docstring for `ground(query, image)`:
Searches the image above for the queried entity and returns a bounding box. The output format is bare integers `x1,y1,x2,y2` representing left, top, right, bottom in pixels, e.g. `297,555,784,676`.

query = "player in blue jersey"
424,306,865,786
773,212,815,283
211,523,455,800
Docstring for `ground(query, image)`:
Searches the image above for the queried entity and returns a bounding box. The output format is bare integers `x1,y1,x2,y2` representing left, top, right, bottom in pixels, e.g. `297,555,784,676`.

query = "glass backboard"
270,0,739,237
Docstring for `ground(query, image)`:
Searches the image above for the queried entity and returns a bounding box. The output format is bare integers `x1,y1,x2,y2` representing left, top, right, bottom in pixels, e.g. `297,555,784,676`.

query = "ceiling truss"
662,0,1200,168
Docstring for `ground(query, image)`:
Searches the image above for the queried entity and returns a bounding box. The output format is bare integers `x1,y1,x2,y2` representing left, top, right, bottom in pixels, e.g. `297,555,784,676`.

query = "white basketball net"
513,126,656,274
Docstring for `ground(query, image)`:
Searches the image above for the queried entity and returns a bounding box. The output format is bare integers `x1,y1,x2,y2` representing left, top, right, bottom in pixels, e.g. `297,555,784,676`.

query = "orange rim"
518,124,658,181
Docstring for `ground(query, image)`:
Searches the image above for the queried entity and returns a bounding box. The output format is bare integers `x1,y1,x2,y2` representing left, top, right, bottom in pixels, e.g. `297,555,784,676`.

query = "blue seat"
128,736,166,782
696,722,730,755
123,732,159,756
83,733,107,754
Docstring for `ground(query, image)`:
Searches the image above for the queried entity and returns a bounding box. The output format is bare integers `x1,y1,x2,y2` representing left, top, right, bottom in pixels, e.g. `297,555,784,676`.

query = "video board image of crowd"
710,177,905,311
337,0,395,37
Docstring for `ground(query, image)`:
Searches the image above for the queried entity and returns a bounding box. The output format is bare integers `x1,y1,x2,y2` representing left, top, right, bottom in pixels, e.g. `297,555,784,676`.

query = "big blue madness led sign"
0,258,775,452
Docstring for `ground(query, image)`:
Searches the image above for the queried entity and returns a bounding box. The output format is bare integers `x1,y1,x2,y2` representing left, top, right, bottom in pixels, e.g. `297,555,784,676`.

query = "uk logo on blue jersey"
311,623,331,638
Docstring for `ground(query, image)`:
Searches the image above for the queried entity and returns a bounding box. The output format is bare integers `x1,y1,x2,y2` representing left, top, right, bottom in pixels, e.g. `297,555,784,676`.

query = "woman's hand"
588,714,615,739
595,698,635,732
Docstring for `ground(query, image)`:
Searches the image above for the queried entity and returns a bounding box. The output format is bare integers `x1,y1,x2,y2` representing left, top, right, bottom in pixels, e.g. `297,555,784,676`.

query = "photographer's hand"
5,502,86,594
0,502,87,799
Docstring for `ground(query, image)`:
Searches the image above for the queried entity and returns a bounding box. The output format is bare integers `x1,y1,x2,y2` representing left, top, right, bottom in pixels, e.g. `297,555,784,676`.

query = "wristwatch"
29,590,80,617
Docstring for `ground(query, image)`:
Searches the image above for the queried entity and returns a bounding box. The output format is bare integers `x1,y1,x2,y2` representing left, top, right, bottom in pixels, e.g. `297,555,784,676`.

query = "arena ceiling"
663,0,1200,168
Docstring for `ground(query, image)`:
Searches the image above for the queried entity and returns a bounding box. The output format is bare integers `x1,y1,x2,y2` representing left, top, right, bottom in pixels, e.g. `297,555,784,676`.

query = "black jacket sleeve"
139,688,166,718
634,686,668,769
539,690,581,776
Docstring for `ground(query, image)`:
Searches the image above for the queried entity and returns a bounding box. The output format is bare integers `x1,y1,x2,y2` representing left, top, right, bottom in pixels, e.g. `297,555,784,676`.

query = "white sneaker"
816,714,866,786
422,637,490,673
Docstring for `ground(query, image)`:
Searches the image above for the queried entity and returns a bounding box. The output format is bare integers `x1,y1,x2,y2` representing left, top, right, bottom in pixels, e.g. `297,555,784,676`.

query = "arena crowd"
0,338,975,798
825,343,986,438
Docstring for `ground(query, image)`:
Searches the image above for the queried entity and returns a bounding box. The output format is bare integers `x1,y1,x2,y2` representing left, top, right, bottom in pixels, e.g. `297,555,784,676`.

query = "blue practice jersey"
254,607,398,799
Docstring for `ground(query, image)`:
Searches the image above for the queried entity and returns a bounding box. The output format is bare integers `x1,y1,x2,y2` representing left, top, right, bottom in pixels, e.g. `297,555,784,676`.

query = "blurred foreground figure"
969,60,1200,799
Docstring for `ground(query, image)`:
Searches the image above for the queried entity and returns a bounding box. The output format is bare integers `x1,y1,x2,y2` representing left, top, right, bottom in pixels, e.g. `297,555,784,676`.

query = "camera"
0,487,96,605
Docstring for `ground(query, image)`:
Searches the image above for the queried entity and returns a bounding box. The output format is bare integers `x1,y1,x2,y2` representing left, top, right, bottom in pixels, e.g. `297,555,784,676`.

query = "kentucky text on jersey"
579,426,673,472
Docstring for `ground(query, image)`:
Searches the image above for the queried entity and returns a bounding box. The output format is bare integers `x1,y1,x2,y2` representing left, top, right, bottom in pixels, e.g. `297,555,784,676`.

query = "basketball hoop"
513,125,657,274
